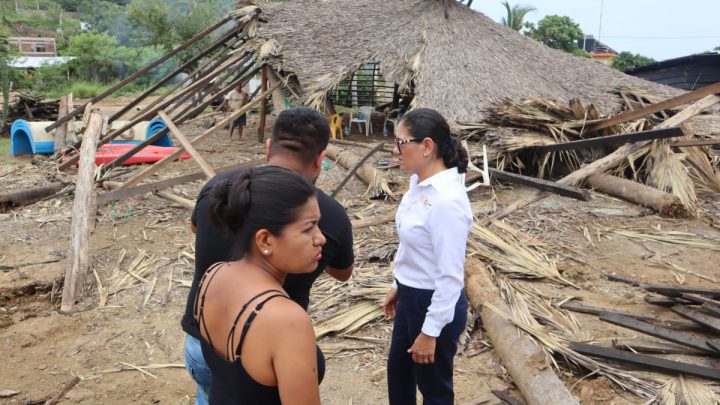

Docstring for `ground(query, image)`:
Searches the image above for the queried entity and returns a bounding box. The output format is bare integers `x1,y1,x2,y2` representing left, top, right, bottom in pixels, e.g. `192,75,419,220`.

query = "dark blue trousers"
387,282,468,405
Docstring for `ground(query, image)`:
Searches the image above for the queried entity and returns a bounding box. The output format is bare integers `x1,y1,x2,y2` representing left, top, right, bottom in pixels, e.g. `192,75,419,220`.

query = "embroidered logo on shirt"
420,194,432,208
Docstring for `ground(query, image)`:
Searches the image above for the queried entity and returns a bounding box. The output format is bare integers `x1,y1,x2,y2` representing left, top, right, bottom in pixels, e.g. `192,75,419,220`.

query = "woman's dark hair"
208,166,316,257
400,108,468,173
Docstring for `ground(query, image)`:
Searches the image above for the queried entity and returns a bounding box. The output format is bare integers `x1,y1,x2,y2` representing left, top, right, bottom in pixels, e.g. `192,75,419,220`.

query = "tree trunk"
586,173,689,217
324,144,396,199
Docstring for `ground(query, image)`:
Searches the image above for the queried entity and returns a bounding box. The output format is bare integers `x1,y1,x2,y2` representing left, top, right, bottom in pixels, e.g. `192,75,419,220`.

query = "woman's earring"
263,250,269,255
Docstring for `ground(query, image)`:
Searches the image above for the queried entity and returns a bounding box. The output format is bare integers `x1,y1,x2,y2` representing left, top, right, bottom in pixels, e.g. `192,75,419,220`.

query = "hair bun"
210,172,252,232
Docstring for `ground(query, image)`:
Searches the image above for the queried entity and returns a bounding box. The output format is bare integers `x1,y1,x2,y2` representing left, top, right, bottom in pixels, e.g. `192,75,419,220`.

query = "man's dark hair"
269,107,330,165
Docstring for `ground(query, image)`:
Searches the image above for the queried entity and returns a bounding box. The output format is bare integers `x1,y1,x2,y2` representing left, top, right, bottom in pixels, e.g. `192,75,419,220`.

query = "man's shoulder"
315,188,350,223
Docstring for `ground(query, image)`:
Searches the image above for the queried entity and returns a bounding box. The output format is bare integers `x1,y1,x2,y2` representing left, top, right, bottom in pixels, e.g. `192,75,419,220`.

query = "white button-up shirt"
393,167,472,337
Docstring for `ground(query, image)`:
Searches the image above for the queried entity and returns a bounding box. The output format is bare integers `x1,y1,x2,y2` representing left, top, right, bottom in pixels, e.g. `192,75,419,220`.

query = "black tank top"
194,263,325,404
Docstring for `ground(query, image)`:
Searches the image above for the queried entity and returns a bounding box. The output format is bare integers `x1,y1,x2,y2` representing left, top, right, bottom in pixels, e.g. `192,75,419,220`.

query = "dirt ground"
1,102,719,404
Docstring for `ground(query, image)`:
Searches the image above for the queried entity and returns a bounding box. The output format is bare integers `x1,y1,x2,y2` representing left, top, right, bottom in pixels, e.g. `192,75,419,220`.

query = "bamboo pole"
492,94,720,220
60,112,103,312
45,15,233,132
465,260,580,405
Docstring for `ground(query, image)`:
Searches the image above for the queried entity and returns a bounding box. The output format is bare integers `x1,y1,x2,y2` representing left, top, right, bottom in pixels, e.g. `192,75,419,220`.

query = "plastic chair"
349,106,373,137
383,106,406,136
328,114,344,140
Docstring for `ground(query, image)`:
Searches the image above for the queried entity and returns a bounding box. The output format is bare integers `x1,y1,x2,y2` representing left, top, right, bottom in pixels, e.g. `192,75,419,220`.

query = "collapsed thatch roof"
238,0,679,125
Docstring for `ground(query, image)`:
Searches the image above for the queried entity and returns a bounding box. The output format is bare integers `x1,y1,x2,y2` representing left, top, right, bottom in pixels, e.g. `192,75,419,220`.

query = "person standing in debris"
182,107,355,405
194,166,326,404
383,108,472,404
221,83,250,141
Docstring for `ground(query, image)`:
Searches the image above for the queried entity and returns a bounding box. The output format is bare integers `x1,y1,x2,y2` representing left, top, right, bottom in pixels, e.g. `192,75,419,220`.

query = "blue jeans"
184,335,212,405
387,282,468,405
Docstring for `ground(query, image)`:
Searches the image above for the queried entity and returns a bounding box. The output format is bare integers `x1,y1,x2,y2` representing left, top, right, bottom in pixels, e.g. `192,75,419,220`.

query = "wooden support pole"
586,173,688,217
157,112,215,179
492,94,720,220
465,260,580,405
118,81,282,190
53,95,69,152
325,144,396,199
330,142,385,198
266,67,287,114
45,15,232,132
60,112,103,312
258,66,268,143
489,168,590,201
584,82,720,132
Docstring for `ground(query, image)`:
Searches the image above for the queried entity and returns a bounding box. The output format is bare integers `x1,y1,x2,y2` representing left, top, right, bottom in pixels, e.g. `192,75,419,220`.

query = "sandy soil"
1,103,719,404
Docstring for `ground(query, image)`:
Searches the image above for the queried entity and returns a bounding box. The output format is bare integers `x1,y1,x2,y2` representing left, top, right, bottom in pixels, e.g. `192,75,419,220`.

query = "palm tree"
500,1,536,31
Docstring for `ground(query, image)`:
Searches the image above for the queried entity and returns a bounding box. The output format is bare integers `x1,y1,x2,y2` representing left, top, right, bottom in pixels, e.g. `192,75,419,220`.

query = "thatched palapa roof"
236,0,679,125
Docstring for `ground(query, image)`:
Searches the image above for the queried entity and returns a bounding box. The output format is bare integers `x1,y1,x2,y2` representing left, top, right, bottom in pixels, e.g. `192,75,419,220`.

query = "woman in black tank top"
193,167,326,404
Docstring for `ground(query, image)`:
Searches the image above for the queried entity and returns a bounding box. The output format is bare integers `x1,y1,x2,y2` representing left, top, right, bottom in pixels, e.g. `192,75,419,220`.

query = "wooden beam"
570,342,720,381
466,260,580,405
266,67,287,114
680,293,720,307
532,126,686,153
584,82,720,132
560,301,698,329
96,159,264,206
258,66,268,143
489,168,590,201
156,190,195,210
645,285,720,299
45,15,232,132
491,94,720,220
671,305,720,334
0,182,64,212
117,81,282,190
612,338,708,356
53,95,69,152
157,112,215,179
703,303,720,318
599,313,716,353
60,113,103,312
644,295,695,307
586,173,688,217
330,142,385,198
670,138,720,147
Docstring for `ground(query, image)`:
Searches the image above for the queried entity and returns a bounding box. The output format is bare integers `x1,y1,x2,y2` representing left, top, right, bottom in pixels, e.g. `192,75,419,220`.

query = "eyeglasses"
393,138,422,154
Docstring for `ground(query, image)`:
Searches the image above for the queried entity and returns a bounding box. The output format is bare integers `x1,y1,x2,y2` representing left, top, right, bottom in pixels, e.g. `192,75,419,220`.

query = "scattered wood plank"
570,342,720,381
703,303,720,318
584,82,720,132
612,338,708,356
532,126,686,152
644,295,695,307
155,190,195,210
489,168,589,201
53,95,69,152
157,112,216,179
492,94,720,220
671,305,720,334
330,142,385,198
0,182,64,212
586,173,688,217
681,293,720,307
599,312,716,353
645,285,720,299
61,113,103,312
96,159,264,206
466,260,580,405
560,301,699,329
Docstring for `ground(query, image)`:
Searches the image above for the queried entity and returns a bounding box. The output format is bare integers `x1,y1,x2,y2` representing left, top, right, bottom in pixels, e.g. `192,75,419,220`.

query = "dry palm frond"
613,230,720,252
643,142,697,212
258,39,281,59
314,300,384,339
657,376,720,405
102,249,164,304
684,145,720,193
467,220,577,287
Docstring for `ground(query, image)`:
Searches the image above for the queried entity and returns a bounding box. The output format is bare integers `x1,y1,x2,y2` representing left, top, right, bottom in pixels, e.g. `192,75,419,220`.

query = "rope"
108,200,132,225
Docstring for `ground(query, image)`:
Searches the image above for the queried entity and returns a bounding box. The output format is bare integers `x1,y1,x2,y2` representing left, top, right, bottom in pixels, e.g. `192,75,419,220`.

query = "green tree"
611,51,656,71
500,1,535,31
524,15,584,53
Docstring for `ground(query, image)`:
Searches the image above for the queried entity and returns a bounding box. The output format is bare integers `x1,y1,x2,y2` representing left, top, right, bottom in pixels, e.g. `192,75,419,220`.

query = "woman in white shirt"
383,108,472,404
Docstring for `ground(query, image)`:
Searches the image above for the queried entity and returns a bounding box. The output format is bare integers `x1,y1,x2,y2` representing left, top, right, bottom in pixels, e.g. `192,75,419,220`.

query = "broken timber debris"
531,126,686,153
586,173,688,217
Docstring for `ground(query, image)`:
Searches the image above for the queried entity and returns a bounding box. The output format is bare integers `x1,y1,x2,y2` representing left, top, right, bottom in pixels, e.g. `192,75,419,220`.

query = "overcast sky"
471,0,719,62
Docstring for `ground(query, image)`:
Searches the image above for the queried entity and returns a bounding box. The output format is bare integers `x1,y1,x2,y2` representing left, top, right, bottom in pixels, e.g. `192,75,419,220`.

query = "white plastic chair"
349,106,374,137
461,141,491,191
383,107,405,137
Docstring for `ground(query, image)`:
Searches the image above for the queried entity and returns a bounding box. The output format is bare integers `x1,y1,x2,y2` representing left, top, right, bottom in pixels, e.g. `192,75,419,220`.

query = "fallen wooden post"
465,260,580,405
325,144,396,199
560,301,698,329
492,94,720,220
599,312,716,354
96,159,264,207
584,82,720,132
117,81,280,190
489,169,590,201
61,112,103,312
0,182,64,212
351,212,396,229
158,112,215,179
586,173,688,217
330,142,385,198
570,342,720,381
531,126,686,152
